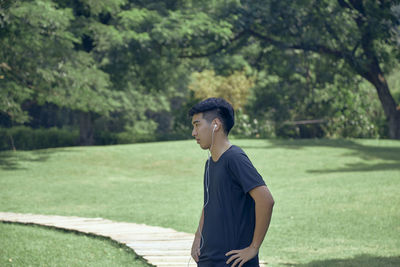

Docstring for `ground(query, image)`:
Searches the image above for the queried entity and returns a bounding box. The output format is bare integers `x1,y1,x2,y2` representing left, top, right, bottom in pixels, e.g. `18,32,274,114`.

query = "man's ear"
212,118,221,131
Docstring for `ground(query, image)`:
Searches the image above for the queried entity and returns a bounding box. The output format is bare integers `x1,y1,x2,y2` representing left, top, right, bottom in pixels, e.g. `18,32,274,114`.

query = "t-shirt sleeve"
227,151,266,194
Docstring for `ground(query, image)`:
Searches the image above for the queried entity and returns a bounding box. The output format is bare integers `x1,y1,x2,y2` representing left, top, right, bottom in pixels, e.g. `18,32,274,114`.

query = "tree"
242,0,400,138
176,0,400,138
0,0,194,145
0,0,119,145
247,0,400,139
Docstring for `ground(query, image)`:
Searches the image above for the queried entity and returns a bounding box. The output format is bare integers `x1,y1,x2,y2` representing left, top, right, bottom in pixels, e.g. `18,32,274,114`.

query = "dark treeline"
1,0,399,150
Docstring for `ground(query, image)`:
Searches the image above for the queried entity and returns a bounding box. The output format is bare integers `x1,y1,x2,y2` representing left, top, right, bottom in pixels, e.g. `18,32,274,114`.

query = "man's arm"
226,185,274,267
191,208,204,262
249,185,274,249
196,208,204,238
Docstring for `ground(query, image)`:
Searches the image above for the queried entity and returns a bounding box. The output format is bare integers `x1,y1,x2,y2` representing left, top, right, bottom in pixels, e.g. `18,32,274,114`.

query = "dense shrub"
230,109,276,139
0,126,79,151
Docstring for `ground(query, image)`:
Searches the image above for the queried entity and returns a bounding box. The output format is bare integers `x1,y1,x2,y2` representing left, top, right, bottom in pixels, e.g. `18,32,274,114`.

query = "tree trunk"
79,111,94,145
363,63,400,139
350,3,400,139
388,110,400,139
8,132,16,151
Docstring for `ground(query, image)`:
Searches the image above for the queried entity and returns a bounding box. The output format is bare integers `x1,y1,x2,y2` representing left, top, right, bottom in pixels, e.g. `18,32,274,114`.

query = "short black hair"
188,97,235,135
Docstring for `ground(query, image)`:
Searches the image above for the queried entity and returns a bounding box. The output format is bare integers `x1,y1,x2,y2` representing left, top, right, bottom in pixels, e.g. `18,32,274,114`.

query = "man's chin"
199,143,210,150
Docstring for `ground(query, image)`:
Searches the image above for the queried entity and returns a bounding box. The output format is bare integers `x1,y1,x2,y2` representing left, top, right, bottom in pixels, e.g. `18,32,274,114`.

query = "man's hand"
191,235,201,262
225,246,259,267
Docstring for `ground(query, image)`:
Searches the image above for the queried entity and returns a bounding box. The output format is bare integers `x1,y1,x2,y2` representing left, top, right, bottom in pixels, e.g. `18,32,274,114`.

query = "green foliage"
387,67,400,105
80,0,126,15
1,0,74,122
1,0,399,143
319,81,385,138
0,0,197,142
186,0,400,138
0,126,78,150
230,109,276,139
0,80,30,124
152,10,233,52
0,0,118,122
189,69,253,110
116,121,158,144
243,46,387,138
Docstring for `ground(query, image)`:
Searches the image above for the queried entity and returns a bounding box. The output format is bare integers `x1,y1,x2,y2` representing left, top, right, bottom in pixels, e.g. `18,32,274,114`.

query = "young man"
189,97,274,267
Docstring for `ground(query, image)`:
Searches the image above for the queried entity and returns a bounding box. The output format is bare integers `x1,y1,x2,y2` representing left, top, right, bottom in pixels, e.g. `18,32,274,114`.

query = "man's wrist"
250,243,260,250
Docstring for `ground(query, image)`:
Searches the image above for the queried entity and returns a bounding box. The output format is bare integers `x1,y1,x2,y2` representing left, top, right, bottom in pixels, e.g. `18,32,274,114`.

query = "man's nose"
192,128,196,137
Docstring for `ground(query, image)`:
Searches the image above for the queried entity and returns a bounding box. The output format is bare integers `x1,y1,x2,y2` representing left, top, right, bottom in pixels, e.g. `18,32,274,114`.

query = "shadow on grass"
0,149,76,171
283,254,400,267
242,139,400,173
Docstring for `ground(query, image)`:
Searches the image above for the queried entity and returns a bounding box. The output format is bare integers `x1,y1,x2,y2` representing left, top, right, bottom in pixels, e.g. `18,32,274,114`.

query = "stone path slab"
0,212,267,266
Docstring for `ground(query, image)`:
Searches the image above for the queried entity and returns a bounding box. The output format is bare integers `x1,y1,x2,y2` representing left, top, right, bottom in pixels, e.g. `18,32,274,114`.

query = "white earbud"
213,124,217,130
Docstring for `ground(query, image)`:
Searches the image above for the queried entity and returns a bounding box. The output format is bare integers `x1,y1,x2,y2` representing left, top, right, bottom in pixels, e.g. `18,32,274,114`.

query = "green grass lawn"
0,222,149,267
1,139,399,266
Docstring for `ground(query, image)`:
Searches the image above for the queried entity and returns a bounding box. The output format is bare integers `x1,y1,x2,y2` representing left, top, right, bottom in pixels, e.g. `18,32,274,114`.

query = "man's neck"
210,137,231,162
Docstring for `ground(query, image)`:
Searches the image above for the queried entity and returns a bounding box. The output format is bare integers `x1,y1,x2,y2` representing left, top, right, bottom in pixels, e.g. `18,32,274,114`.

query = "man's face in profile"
192,113,212,150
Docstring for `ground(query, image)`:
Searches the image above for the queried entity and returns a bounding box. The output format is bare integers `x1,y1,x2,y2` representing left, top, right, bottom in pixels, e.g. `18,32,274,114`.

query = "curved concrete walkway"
0,212,267,266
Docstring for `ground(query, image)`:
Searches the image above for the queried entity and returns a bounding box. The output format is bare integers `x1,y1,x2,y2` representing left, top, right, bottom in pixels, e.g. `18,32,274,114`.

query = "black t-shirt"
198,145,266,266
